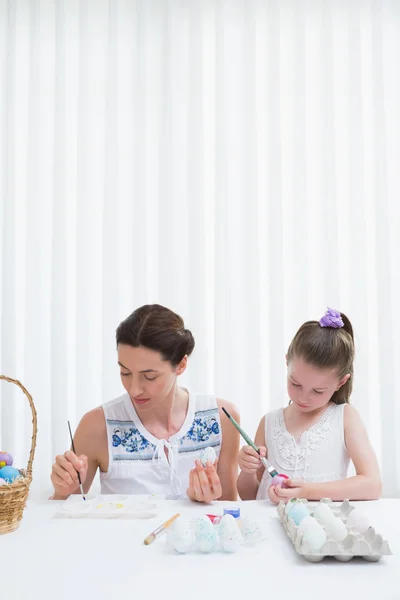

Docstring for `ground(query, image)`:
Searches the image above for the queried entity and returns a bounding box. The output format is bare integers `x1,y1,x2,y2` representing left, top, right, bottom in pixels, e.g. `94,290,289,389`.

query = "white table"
2,498,399,600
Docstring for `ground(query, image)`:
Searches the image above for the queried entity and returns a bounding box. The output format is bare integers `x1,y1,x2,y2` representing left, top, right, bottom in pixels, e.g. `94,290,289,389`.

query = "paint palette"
56,494,158,519
277,498,392,563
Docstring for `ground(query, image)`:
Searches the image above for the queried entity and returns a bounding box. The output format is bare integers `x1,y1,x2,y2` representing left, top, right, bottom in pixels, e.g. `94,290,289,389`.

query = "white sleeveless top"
100,389,221,499
257,403,350,500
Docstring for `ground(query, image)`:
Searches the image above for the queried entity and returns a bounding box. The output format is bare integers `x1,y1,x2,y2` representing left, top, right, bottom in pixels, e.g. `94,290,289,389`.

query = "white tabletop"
2,498,399,600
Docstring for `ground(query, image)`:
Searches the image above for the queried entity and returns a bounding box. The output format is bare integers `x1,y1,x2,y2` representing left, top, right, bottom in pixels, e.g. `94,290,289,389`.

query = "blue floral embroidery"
180,409,220,450
112,426,152,454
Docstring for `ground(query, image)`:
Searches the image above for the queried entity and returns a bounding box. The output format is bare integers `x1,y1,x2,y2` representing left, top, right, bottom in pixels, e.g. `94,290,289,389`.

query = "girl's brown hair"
116,304,195,367
287,312,354,404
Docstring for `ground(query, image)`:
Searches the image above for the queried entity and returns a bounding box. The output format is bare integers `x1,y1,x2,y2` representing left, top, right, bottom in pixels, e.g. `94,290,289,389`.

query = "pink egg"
271,474,288,488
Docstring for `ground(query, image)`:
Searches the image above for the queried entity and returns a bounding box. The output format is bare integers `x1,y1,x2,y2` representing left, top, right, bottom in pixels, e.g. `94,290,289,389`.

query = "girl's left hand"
187,459,222,504
268,478,306,503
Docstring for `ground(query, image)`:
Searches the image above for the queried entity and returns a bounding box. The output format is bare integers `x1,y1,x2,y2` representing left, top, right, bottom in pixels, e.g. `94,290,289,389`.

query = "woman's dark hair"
287,312,355,404
116,304,195,366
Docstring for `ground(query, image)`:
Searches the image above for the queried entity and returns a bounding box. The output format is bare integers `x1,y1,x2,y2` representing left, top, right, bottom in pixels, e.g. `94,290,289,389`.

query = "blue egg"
0,466,20,483
288,502,309,526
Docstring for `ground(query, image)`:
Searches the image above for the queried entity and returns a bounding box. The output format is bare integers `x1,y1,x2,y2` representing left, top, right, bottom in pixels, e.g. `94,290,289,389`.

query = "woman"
51,304,240,503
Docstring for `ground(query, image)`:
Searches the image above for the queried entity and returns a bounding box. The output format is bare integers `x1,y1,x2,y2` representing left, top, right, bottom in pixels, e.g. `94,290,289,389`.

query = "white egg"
239,516,262,543
313,502,335,525
194,516,217,553
218,514,242,553
167,518,195,554
346,510,370,534
199,446,217,467
326,517,347,542
298,516,327,552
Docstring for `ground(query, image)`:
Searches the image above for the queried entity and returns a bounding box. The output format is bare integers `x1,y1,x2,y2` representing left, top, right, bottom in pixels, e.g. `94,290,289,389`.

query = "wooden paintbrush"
144,513,180,545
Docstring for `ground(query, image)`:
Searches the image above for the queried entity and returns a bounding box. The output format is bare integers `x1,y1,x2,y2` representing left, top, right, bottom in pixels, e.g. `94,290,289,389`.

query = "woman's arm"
237,416,267,500
274,405,382,502
216,399,241,501
51,408,107,499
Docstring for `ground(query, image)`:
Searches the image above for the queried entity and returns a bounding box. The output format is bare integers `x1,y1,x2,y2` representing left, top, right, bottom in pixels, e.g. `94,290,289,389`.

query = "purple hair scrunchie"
319,307,344,329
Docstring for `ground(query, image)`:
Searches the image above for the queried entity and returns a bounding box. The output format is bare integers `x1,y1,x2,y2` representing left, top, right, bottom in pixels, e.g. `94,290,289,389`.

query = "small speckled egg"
239,516,262,543
200,447,217,467
218,514,242,553
194,516,217,553
0,452,12,468
0,466,20,483
167,518,195,554
288,502,309,526
313,502,335,526
346,510,370,534
298,516,327,552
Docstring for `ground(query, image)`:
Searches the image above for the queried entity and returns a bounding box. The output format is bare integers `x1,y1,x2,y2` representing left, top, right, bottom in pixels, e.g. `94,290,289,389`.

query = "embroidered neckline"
271,403,339,474
279,403,336,445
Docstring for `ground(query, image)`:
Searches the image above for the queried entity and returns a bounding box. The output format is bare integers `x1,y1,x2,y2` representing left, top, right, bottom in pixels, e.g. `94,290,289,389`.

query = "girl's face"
117,344,187,412
286,356,349,413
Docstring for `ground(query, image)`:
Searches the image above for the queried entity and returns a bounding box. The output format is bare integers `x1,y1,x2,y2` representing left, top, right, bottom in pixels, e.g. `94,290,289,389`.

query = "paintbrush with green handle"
222,406,288,485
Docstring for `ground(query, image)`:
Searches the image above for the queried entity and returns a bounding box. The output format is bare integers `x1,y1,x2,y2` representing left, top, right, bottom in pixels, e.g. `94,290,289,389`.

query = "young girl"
51,304,240,503
237,308,382,503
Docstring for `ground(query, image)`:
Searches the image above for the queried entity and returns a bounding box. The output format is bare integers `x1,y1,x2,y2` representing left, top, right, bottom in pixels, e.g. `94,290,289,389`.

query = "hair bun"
180,328,195,357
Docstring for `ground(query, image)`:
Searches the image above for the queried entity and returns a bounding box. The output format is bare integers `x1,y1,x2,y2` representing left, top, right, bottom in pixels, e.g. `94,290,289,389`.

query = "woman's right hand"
238,445,266,474
51,451,88,497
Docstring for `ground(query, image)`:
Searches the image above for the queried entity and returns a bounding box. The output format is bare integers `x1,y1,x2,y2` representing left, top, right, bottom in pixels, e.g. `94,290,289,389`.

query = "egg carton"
277,498,392,563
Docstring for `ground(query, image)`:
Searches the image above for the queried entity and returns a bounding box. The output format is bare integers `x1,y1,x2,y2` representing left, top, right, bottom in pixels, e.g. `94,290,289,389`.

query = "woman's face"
117,344,187,412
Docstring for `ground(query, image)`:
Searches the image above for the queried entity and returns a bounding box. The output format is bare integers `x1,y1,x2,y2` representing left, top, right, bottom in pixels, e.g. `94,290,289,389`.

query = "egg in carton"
277,498,392,563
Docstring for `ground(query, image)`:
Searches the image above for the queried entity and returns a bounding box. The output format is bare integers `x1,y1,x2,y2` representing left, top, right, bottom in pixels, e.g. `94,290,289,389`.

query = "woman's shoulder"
78,406,107,436
216,398,240,422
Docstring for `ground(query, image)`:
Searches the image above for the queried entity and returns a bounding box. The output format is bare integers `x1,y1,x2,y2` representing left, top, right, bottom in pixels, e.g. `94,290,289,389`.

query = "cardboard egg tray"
277,498,392,563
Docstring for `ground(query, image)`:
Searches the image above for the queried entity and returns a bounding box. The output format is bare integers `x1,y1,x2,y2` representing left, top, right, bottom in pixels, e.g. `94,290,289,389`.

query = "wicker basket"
0,375,37,534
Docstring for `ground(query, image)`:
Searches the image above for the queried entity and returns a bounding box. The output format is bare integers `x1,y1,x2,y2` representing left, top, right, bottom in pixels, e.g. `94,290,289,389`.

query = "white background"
0,0,399,497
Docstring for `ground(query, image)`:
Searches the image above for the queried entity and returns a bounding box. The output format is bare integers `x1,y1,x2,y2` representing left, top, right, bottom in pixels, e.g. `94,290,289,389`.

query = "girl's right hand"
238,445,267,473
51,450,88,497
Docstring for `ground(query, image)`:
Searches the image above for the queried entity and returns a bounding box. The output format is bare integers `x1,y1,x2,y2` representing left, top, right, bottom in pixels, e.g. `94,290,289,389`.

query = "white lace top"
256,403,350,500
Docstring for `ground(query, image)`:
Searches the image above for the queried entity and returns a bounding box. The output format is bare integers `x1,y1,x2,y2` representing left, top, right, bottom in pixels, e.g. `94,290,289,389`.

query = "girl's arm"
216,400,241,501
237,416,267,500
274,405,382,502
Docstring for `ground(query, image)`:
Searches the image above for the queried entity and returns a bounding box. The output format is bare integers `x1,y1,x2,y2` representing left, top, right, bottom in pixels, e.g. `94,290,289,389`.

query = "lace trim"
271,403,338,474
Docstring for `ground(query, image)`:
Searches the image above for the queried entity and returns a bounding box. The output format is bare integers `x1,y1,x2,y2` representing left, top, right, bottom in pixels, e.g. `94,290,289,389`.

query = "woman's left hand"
268,478,306,503
187,459,222,504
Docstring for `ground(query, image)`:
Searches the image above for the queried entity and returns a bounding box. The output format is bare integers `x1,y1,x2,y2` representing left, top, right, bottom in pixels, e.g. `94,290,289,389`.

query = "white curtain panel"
0,0,399,497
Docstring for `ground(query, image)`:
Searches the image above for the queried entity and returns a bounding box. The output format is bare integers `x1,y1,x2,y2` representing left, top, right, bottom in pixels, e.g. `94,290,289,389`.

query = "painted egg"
0,478,7,486
194,516,217,553
313,502,335,526
218,514,242,553
0,466,20,483
239,516,262,543
284,498,299,516
167,518,195,554
298,516,327,552
346,510,370,534
200,447,217,467
0,452,13,468
271,474,288,488
288,502,309,526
